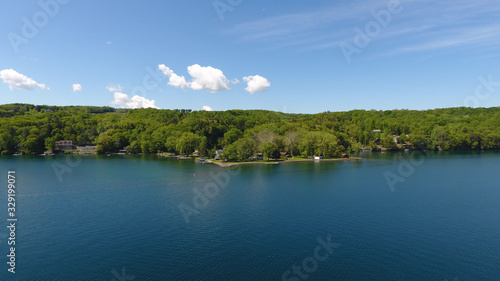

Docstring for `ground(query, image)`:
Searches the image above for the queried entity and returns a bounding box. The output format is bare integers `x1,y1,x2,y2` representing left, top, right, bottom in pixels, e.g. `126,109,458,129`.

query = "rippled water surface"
0,151,499,280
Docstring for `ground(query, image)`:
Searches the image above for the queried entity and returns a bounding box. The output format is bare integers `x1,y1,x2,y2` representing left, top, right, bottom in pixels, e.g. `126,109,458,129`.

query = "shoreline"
200,157,362,167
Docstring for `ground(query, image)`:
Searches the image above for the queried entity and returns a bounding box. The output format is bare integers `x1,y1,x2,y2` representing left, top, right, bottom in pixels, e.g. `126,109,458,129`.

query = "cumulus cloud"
231,78,240,84
0,69,49,90
111,92,159,109
159,64,174,76
188,64,230,92
72,83,82,92
106,84,124,92
203,105,213,111
168,73,190,88
159,64,189,89
159,64,230,93
243,75,271,94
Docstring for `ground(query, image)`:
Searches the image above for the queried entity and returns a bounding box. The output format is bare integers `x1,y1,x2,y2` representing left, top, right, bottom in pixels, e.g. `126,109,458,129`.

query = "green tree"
234,137,256,161
20,134,44,154
259,142,278,160
430,127,450,150
140,139,153,154
271,147,281,160
284,131,300,156
315,132,339,158
381,135,397,151
45,136,56,152
176,132,201,156
96,134,115,153
223,144,238,160
409,133,429,150
127,140,141,154
224,128,242,146
0,133,16,155
2,104,500,157
298,132,316,157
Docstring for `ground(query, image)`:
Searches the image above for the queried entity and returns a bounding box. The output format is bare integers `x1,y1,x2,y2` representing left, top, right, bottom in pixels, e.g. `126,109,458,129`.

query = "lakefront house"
55,140,74,150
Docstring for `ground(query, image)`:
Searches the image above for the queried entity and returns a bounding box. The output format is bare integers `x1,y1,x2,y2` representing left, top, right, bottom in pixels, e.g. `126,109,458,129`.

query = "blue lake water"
0,151,499,280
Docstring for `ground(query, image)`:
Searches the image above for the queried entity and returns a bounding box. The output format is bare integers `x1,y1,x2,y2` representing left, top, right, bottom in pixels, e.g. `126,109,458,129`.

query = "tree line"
1,104,500,159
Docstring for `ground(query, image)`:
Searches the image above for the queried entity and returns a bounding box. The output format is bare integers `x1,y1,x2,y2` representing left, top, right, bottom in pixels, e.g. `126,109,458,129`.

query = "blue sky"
1,0,499,113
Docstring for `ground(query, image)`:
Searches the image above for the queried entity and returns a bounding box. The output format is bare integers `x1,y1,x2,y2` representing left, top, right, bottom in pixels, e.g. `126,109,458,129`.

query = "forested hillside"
1,104,499,158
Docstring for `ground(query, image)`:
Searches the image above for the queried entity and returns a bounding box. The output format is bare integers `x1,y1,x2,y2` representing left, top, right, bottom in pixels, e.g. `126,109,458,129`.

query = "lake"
0,151,499,280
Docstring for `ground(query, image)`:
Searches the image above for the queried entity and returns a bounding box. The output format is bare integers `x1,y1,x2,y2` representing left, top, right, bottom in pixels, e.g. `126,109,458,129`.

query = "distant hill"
0,104,499,157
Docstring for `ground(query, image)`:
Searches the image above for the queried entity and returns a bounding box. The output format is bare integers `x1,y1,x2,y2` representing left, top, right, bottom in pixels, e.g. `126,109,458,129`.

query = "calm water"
0,151,499,281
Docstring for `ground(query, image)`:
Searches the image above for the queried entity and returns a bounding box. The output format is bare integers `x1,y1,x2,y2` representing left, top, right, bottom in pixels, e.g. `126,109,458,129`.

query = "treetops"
0,104,499,157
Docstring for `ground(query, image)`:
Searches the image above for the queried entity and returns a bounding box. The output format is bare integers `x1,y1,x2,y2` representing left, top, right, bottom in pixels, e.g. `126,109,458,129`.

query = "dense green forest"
0,103,499,159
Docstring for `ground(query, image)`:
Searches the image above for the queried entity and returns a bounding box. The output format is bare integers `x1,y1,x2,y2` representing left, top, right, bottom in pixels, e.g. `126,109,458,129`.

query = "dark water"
0,151,499,280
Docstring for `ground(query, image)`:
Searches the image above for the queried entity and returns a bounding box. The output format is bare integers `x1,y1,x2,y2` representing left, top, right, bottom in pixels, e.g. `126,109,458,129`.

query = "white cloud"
159,64,230,92
188,64,230,92
0,69,49,91
243,75,271,94
169,73,189,89
110,92,159,109
203,105,213,111
72,83,82,92
231,78,240,84
158,64,189,89
159,64,174,76
106,84,124,92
